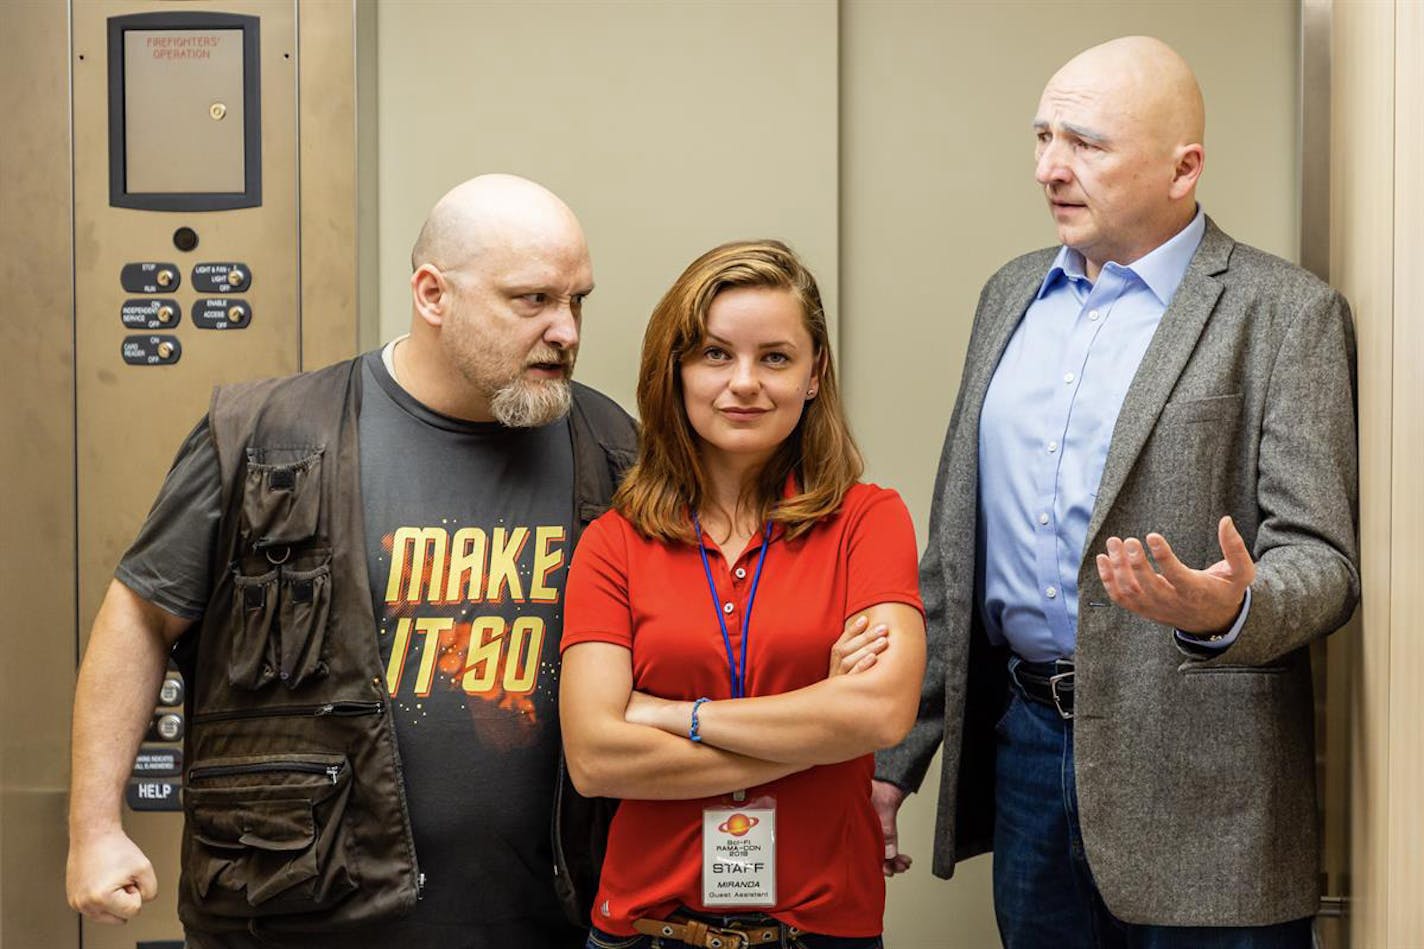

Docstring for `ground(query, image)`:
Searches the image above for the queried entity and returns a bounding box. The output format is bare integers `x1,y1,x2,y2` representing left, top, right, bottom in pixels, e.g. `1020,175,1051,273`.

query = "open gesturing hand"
1095,515,1254,636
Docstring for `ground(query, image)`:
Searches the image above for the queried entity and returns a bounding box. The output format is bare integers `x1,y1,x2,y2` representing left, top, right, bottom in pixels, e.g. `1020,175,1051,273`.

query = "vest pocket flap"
184,753,355,912
228,569,280,690
242,447,324,549
278,563,331,689
191,798,317,852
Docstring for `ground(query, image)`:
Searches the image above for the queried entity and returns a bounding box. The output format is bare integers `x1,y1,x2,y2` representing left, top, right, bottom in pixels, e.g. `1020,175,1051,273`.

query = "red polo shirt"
562,483,922,937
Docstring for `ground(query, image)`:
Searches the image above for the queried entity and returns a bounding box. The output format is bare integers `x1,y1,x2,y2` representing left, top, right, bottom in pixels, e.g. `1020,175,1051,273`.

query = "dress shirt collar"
1036,207,1207,305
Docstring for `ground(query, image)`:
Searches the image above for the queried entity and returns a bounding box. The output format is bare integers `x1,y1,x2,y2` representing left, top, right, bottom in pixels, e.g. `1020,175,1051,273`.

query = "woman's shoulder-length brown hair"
614,239,863,543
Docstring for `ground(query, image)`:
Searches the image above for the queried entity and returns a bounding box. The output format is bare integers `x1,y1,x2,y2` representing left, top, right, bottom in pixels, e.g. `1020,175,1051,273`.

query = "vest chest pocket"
184,752,357,916
242,447,324,550
229,560,331,690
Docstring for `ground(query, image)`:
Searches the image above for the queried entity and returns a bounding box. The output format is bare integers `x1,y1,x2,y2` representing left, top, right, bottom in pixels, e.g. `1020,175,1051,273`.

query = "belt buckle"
1049,668,1074,720
705,927,749,949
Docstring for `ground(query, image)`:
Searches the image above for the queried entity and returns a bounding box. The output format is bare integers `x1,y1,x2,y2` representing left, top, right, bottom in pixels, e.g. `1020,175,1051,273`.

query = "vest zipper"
191,700,384,724
188,760,347,784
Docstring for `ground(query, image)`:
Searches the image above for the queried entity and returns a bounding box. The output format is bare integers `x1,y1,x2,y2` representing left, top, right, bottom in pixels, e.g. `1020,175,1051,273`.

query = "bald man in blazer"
873,37,1358,948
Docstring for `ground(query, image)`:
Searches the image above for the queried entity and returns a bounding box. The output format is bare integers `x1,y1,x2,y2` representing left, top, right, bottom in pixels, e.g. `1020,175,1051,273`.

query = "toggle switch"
156,341,175,360
227,268,246,287
158,677,183,707
154,713,183,742
156,304,175,325
155,268,176,288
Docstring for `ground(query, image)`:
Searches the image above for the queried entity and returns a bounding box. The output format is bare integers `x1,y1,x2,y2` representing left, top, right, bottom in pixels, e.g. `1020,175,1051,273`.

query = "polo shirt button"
1047,441,1058,453
1063,371,1076,384
1046,586,1059,599
1088,309,1100,321
1038,512,1050,525
735,567,747,580
723,602,735,614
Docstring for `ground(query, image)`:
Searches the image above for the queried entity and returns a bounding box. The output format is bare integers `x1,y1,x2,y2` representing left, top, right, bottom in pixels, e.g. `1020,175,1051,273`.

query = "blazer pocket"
1179,663,1289,676
1139,393,1245,543
1159,392,1243,425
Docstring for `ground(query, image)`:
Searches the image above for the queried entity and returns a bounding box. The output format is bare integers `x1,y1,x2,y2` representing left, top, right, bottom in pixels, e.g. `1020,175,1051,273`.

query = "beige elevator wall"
375,0,840,411
375,2,1298,946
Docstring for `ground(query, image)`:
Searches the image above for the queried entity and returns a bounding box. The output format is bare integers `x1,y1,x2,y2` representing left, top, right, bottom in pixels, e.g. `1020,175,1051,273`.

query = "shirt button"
1047,441,1058,453
734,567,747,580
1088,309,1100,321
1038,512,1050,525
1063,371,1076,384
723,602,735,614
1046,586,1059,599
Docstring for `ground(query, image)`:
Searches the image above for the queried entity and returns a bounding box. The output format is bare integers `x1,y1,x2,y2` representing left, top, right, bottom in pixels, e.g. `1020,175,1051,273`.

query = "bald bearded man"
874,38,1357,948
65,174,636,948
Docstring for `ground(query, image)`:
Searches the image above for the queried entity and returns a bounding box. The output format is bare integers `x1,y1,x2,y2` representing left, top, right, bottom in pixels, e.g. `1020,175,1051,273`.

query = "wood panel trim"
1334,0,1396,944
1387,0,1424,942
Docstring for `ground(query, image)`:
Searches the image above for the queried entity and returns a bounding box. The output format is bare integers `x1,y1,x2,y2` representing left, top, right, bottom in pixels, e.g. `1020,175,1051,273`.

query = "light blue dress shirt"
976,210,1245,662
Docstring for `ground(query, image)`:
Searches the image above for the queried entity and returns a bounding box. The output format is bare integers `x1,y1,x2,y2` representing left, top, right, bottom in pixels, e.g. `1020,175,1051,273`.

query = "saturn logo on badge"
719,813,759,837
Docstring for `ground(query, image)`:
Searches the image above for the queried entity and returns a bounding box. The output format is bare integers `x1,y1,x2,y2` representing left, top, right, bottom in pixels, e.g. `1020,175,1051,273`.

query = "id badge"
701,798,776,907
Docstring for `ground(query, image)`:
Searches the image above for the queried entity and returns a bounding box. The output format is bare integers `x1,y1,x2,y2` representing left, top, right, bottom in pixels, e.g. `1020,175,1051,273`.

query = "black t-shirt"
118,349,585,948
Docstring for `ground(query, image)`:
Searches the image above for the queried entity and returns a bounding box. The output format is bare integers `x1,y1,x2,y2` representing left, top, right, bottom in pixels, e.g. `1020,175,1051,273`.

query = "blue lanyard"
692,515,772,699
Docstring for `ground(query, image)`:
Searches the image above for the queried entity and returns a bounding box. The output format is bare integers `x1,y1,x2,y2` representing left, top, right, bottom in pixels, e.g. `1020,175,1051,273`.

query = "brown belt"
632,913,801,947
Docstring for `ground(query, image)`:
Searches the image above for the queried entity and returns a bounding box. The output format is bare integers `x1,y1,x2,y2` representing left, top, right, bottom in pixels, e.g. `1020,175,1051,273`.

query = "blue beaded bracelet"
689,697,711,743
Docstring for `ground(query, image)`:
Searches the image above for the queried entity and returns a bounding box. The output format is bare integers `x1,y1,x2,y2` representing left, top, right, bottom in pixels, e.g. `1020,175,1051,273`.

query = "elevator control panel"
126,665,185,813
105,10,262,367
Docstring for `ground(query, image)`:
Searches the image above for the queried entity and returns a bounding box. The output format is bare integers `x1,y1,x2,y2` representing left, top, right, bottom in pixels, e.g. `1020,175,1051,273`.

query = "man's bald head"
410,173,586,273
400,174,594,425
1047,36,1205,154
1033,37,1206,278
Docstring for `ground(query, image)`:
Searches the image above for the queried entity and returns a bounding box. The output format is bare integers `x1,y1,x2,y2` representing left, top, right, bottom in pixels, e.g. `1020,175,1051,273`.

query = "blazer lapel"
1082,220,1233,553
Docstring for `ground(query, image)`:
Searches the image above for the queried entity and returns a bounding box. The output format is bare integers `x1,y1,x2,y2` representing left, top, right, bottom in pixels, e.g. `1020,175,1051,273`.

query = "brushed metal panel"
299,0,361,368
0,0,78,946
72,0,299,642
72,2,299,947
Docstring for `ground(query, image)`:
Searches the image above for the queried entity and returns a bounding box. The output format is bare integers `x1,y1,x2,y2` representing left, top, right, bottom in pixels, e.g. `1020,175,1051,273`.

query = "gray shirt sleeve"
114,417,223,620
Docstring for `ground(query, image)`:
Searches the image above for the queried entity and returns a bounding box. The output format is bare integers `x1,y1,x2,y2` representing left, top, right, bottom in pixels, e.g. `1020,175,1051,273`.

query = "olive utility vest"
174,358,635,938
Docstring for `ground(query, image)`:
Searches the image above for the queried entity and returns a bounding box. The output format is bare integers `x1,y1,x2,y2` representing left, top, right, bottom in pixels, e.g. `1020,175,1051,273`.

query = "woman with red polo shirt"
560,240,926,949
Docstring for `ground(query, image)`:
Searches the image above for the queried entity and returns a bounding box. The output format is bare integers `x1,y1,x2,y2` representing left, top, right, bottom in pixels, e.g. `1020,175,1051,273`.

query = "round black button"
172,227,199,252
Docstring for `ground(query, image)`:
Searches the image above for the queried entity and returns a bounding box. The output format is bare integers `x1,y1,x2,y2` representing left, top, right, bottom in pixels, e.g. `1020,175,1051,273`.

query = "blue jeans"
992,683,1313,949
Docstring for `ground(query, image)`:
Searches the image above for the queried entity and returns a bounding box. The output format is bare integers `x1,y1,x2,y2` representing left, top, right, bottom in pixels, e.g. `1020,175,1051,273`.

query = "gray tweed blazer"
875,218,1359,927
